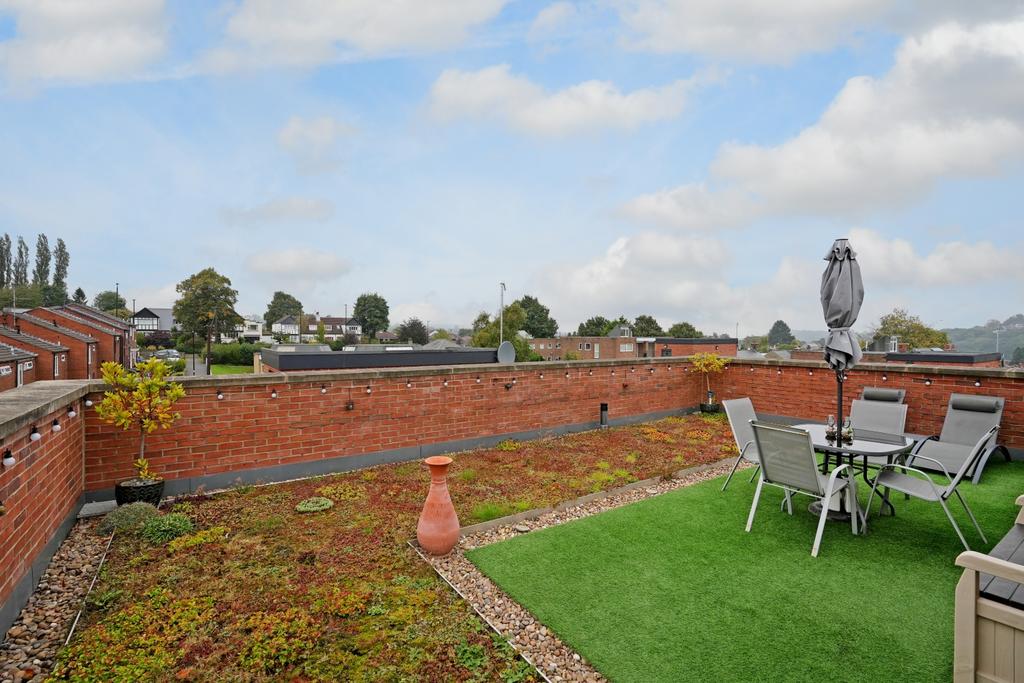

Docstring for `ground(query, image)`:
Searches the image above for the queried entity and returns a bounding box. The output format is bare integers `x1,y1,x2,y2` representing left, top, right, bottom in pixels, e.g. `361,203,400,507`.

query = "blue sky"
1,1,1022,337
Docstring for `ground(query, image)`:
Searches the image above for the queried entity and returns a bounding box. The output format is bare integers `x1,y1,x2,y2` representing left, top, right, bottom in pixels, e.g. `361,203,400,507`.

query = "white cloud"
849,228,1020,287
277,115,354,174
534,229,1024,335
627,20,1024,229
245,247,351,281
613,0,1022,63
528,2,578,41
429,64,714,135
0,0,168,86
204,0,507,71
130,282,178,309
221,197,334,226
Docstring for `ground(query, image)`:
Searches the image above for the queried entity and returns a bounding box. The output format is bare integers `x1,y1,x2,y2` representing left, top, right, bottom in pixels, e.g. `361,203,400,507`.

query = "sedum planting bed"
49,413,734,681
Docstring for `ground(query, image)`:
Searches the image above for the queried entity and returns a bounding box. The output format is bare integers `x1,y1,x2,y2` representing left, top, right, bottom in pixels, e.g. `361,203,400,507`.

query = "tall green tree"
873,308,949,349
0,234,11,288
632,315,664,337
52,238,70,288
353,293,389,339
1012,347,1024,365
431,328,452,341
514,295,558,338
668,322,703,338
172,268,242,344
94,290,127,312
767,320,796,346
471,303,537,361
13,237,29,286
396,318,429,345
472,312,490,333
72,287,87,304
32,234,50,285
577,316,612,336
264,291,303,327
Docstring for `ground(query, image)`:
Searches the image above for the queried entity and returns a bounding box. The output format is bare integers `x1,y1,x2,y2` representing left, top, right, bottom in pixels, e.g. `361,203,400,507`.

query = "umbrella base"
807,499,853,522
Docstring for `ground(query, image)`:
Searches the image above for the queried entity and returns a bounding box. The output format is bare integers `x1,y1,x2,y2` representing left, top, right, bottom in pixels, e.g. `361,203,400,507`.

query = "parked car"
154,349,181,361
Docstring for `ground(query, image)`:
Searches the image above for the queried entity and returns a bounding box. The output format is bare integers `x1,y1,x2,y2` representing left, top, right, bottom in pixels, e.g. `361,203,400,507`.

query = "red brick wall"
530,338,638,361
0,361,38,391
658,341,738,357
714,359,1024,449
82,360,704,492
28,309,117,366
0,402,85,614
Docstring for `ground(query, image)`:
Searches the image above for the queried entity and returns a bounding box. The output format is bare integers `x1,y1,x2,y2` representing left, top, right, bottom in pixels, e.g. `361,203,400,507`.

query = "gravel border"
419,458,744,682
1,521,110,683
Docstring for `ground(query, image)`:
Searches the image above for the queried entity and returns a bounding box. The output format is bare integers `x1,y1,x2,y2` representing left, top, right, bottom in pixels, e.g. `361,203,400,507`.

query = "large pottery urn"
417,456,460,555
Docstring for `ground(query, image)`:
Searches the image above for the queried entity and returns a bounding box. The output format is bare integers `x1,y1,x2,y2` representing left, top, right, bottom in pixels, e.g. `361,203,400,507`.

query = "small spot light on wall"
808,370,813,376
476,376,481,383
270,390,278,399
67,405,77,418
30,426,40,442
406,380,412,388
84,399,93,407
749,367,755,372
565,371,570,378
366,386,372,394
974,380,982,387
320,385,327,394
442,380,448,387
649,367,655,373
539,372,544,379
512,378,517,385
52,419,61,433
2,450,14,468
504,382,513,390
777,368,782,375
925,379,932,386
882,374,888,382
216,389,224,400
631,367,635,373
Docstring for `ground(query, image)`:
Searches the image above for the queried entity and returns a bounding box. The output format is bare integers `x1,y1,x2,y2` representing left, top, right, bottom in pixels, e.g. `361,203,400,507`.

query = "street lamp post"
499,282,506,346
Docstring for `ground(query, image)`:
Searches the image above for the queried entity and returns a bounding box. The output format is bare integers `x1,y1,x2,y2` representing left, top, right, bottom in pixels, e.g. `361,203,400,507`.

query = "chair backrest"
939,394,1004,447
850,399,908,434
750,422,823,496
723,398,757,455
861,387,906,403
945,425,1001,494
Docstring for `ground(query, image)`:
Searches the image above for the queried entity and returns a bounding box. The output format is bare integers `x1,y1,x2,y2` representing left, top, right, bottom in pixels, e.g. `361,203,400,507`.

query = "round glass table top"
792,423,914,457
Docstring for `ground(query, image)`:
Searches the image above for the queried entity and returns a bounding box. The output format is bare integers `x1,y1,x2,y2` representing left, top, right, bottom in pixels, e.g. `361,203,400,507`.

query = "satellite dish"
497,341,515,364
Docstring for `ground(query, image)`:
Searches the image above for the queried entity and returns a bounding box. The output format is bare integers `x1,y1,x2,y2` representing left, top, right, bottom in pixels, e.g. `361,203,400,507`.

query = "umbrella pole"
836,369,844,432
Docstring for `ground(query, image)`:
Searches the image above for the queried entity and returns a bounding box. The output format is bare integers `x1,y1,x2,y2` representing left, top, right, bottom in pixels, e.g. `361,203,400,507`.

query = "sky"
1,1,1022,338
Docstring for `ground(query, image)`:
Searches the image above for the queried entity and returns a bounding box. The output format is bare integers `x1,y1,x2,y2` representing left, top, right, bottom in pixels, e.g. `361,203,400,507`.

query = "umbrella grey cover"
821,238,864,371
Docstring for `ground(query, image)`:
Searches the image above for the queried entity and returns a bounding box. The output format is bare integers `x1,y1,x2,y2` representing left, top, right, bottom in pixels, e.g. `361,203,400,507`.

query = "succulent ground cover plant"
53,415,733,681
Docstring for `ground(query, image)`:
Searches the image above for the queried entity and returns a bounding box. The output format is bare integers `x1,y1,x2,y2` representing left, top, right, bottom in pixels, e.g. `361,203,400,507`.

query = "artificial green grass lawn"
468,459,1024,682
211,364,254,375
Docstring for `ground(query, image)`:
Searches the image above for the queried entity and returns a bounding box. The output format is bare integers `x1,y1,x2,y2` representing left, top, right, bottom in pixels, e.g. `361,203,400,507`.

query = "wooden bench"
955,495,1024,682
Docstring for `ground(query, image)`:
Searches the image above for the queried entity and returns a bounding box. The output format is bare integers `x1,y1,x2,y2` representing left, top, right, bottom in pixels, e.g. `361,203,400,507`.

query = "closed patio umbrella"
821,238,864,431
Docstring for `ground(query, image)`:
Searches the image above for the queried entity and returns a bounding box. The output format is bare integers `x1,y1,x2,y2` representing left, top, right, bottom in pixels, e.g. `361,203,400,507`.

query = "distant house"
0,342,37,390
376,330,399,342
132,307,176,333
303,315,361,340
223,316,265,343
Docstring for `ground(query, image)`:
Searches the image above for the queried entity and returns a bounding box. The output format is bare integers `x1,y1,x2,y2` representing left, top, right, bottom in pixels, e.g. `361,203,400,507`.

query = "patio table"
793,423,916,525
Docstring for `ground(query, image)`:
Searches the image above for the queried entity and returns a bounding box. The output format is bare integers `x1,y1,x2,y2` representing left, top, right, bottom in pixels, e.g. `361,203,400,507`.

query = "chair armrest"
896,453,953,481
957,551,1024,585
909,435,939,456
877,463,944,499
739,440,755,460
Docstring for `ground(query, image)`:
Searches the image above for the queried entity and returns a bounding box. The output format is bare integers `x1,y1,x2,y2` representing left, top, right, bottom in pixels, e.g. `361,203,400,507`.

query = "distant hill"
943,314,1024,357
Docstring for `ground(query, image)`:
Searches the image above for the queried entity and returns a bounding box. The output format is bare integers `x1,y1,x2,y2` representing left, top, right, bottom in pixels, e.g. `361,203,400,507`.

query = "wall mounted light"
777,368,782,375
2,450,14,468
649,367,655,373
406,380,412,388
631,367,635,373
925,379,932,386
475,377,481,383
589,369,593,376
512,378,517,385
808,370,813,376
882,374,888,382
442,380,448,387
504,382,513,390
320,385,327,394
216,389,224,400
30,426,40,442
270,390,278,399
366,386,372,394
52,419,61,433
749,367,755,372
345,400,355,410
974,380,982,387
67,405,77,418
539,372,544,379
565,371,570,378
611,370,616,376
84,399,93,407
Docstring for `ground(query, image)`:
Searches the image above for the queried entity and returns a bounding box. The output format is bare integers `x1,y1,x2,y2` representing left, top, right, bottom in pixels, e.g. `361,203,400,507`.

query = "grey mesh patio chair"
865,425,998,550
909,394,1009,484
850,399,908,435
722,398,760,491
747,421,858,557
860,387,906,403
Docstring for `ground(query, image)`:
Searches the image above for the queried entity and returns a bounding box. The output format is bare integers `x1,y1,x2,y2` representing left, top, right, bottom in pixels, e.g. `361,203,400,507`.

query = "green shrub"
205,342,268,366
456,468,477,483
455,641,487,670
96,502,159,536
295,497,334,513
469,500,532,523
495,440,520,452
140,513,194,544
168,526,229,553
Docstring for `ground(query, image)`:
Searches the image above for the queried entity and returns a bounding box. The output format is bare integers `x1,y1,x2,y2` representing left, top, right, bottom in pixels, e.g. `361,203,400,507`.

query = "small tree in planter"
690,352,729,412
95,357,186,506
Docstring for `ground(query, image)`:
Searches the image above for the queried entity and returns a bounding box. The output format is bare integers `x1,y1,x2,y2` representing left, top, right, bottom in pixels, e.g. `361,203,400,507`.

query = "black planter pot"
114,479,165,507
700,403,722,414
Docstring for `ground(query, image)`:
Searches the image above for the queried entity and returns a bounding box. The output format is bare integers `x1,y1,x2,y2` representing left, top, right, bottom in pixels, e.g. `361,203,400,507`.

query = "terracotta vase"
417,456,460,555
